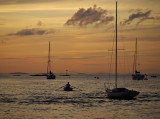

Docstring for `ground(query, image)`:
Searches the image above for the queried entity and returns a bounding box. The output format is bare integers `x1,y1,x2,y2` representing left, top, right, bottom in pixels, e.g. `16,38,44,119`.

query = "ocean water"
0,74,160,119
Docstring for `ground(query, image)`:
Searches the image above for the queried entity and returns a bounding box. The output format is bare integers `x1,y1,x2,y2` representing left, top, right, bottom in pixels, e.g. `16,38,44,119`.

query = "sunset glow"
0,0,160,74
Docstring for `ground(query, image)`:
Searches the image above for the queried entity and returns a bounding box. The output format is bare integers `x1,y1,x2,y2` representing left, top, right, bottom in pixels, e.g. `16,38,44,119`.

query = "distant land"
30,73,48,76
10,72,28,74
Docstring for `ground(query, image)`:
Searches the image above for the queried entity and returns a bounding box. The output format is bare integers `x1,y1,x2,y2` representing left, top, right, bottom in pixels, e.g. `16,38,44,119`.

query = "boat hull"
106,88,139,99
132,74,145,80
64,87,73,91
47,74,56,79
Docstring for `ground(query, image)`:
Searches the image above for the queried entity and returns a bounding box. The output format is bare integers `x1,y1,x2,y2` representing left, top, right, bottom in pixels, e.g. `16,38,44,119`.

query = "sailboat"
105,1,139,99
47,40,56,79
132,38,146,80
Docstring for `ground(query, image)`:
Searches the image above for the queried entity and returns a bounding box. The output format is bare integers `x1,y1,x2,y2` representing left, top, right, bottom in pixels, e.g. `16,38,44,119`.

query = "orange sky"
0,0,160,74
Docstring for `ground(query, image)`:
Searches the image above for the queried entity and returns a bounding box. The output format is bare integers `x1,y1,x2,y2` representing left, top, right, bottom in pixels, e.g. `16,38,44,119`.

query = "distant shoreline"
10,72,28,74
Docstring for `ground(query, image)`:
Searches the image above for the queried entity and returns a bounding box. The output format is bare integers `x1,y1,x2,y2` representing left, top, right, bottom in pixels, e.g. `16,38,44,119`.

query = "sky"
0,0,160,74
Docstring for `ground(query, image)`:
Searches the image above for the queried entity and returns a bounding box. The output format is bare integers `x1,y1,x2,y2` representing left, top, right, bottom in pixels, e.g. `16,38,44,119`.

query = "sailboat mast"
135,38,137,73
47,40,51,74
133,38,137,74
115,1,118,88
49,40,51,63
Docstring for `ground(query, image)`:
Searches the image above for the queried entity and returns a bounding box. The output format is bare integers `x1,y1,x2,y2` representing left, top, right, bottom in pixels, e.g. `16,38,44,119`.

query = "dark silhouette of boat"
132,38,146,80
47,40,56,79
64,86,73,91
64,82,73,91
105,1,139,99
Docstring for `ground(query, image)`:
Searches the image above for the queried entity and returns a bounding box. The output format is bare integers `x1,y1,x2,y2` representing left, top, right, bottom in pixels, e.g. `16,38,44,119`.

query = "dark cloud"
121,10,157,25
65,5,114,27
8,28,54,36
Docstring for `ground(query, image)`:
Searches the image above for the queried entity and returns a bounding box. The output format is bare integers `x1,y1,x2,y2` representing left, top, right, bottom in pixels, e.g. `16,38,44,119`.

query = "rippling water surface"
0,74,160,119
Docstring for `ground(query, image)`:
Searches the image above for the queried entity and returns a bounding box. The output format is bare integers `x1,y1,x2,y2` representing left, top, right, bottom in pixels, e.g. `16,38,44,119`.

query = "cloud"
8,28,55,36
121,10,156,25
65,5,114,27
121,10,151,25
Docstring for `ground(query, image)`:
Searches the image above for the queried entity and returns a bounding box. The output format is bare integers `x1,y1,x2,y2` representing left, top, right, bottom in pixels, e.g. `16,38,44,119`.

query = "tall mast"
135,38,137,73
115,1,118,88
47,40,51,74
133,38,137,74
49,40,51,63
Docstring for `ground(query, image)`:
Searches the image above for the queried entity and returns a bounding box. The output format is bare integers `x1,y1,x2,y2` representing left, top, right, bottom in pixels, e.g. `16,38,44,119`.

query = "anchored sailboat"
105,1,139,99
132,38,146,80
47,40,56,79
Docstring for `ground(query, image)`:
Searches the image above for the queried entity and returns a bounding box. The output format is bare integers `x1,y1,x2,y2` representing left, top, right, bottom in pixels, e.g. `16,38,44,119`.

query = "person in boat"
49,71,52,75
64,82,73,91
66,82,70,88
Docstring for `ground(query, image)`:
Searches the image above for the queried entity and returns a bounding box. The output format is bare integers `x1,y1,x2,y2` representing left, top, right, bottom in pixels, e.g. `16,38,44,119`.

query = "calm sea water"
0,74,160,119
